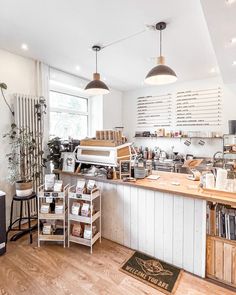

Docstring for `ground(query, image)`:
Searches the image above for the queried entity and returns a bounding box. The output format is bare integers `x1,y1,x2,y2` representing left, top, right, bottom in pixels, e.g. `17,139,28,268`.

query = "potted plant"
4,123,46,196
47,137,62,171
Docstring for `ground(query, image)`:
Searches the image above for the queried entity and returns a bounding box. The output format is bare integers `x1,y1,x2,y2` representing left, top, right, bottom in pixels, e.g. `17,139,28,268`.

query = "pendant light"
84,45,110,95
145,22,177,85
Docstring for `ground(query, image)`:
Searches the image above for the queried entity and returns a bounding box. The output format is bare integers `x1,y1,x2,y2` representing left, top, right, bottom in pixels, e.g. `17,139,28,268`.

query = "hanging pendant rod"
101,26,154,50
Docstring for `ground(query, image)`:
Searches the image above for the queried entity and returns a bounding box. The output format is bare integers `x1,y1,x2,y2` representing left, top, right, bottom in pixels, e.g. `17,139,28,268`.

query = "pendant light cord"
159,29,162,56
95,49,98,73
102,29,147,49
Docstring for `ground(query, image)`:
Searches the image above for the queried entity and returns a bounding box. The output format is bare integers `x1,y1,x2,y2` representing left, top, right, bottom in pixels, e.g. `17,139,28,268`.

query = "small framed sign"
119,160,131,179
62,152,75,173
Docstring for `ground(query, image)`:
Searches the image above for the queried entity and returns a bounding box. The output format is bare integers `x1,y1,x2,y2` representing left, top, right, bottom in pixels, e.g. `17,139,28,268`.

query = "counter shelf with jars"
223,134,236,154
201,168,236,194
223,135,236,177
68,184,101,254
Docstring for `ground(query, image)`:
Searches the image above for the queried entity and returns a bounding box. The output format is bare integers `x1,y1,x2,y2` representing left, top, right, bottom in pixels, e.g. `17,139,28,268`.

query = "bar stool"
6,192,38,244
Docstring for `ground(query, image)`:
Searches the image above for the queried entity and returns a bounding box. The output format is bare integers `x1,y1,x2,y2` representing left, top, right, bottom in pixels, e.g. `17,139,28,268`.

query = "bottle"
107,166,113,179
112,167,117,180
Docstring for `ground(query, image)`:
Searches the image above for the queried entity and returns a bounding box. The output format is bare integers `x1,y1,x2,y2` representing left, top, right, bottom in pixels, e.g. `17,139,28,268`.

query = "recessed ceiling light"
226,0,235,4
210,67,217,73
75,65,80,71
230,37,236,44
233,61,236,66
21,43,28,51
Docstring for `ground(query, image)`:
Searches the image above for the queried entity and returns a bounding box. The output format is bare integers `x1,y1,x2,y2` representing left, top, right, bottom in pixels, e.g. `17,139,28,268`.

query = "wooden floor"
0,235,235,295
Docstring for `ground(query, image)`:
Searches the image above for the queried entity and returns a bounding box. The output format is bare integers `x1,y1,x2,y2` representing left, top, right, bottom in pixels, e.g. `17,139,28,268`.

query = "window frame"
49,89,90,139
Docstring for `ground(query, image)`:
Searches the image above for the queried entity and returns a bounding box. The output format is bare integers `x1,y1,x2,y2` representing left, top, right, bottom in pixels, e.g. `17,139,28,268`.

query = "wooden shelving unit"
37,184,68,247
206,201,236,288
68,187,101,254
206,235,236,288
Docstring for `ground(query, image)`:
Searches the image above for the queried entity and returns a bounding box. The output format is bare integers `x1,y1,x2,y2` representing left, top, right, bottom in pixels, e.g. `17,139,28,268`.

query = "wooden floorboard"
0,235,235,295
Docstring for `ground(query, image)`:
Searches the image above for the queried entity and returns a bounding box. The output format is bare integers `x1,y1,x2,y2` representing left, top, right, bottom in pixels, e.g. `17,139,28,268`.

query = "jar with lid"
200,165,215,188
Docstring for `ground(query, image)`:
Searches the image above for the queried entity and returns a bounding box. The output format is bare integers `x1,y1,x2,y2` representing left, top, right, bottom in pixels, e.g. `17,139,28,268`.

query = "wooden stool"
6,193,38,244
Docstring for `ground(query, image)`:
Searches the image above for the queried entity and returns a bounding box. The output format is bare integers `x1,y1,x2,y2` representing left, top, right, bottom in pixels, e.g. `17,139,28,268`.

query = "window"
49,90,88,140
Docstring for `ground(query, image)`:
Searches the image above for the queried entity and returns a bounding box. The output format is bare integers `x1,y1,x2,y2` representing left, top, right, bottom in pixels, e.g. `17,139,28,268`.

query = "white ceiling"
201,0,236,84
0,0,220,91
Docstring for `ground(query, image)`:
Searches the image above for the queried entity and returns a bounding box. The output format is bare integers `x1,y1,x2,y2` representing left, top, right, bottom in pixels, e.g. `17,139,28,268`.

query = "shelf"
38,192,65,198
68,188,101,253
39,212,65,220
69,211,100,224
68,190,100,201
37,186,67,248
134,136,222,139
69,232,101,247
207,235,236,246
38,233,64,242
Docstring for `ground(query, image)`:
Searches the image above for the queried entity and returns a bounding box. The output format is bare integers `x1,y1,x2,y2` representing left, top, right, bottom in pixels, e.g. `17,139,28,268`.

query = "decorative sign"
119,160,131,179
175,87,222,127
62,152,75,173
137,94,173,128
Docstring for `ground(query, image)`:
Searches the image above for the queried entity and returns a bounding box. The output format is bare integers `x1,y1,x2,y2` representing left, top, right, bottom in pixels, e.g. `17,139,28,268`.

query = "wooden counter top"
54,169,236,206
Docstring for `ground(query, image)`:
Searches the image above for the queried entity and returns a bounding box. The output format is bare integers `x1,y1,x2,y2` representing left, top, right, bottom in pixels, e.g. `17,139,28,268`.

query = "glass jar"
200,166,214,188
226,171,235,192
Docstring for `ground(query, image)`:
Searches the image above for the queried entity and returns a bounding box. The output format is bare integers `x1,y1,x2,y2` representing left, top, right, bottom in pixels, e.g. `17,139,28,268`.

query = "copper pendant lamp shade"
145,22,177,85
84,45,110,95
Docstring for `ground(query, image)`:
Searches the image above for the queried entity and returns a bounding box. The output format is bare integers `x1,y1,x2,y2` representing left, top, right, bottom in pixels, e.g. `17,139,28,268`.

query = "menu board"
137,94,173,128
176,87,222,127
136,87,222,129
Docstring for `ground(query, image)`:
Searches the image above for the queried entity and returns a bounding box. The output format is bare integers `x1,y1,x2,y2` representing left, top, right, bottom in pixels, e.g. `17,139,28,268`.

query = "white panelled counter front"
56,169,236,279
99,181,206,278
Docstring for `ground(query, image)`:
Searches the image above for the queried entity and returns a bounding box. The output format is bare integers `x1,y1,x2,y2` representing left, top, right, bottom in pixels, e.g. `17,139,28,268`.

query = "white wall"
122,77,236,157
103,88,123,129
90,88,123,137
90,95,103,137
0,49,36,223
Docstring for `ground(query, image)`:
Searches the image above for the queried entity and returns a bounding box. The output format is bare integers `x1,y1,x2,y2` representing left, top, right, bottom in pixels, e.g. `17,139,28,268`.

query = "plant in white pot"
4,123,46,196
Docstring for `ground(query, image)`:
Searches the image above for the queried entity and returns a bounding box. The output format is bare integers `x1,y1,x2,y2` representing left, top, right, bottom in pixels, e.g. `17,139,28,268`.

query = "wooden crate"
206,235,236,287
117,145,131,162
80,139,117,147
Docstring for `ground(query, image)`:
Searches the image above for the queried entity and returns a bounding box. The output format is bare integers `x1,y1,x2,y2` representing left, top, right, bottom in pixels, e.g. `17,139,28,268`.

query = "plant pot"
15,180,33,197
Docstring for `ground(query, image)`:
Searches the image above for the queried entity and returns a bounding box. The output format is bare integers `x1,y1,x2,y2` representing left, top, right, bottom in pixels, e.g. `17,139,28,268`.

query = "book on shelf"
206,203,236,241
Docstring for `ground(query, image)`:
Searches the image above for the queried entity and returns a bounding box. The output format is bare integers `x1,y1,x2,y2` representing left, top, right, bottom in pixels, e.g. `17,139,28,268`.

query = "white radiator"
14,94,45,217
